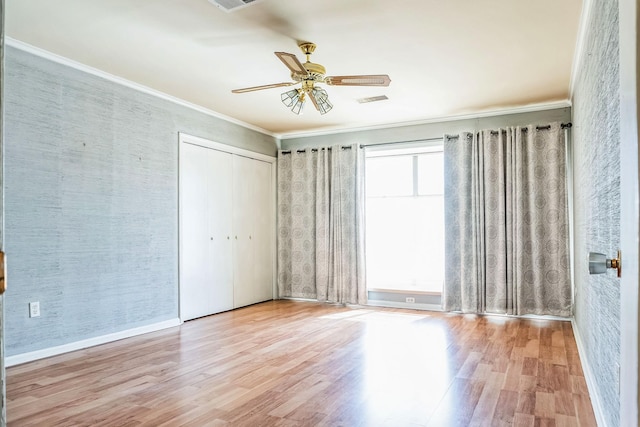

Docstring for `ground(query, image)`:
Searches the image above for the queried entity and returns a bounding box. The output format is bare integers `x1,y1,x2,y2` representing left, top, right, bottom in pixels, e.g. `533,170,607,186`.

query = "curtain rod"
359,137,444,149
280,122,573,153
447,122,573,139
279,146,352,155
282,136,443,153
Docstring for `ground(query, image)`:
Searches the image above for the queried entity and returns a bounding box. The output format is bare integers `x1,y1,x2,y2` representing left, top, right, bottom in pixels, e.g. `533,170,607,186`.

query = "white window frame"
364,140,444,296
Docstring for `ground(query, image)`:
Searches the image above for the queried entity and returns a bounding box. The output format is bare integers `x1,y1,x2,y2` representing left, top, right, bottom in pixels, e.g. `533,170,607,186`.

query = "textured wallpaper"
4,46,277,356
571,0,621,425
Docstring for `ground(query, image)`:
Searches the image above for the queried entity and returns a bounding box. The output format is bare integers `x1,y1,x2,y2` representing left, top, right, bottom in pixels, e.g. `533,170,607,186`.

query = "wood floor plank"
573,393,598,427
534,392,556,419
502,359,524,392
522,357,539,376
492,389,519,425
554,391,576,416
7,300,597,426
513,412,536,427
468,371,505,426
570,375,589,395
426,378,484,426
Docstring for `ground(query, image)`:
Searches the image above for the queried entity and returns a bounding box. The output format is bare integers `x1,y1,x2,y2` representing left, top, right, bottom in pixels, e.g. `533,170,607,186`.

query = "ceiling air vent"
357,95,389,104
208,0,261,12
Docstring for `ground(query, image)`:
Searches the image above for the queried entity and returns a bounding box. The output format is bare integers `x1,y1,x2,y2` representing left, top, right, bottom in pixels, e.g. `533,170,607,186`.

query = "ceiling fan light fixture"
281,89,300,107
290,92,306,115
312,87,328,101
317,98,333,115
312,87,333,114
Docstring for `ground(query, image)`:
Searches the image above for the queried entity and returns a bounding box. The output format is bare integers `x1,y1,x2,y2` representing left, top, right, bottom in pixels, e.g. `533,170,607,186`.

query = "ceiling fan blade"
232,82,296,93
324,74,391,86
307,90,320,112
275,52,308,76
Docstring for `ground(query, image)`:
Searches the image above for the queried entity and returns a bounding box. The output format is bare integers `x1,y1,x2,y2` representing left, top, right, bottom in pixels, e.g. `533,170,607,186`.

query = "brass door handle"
588,250,621,278
0,251,6,294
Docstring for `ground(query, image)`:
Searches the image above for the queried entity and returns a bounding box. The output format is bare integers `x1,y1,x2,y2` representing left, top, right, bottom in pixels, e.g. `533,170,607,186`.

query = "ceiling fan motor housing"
291,42,326,84
292,62,326,84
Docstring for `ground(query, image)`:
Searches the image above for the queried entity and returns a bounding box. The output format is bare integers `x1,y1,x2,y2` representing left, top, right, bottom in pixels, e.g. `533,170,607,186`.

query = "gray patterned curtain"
277,144,366,304
444,123,571,316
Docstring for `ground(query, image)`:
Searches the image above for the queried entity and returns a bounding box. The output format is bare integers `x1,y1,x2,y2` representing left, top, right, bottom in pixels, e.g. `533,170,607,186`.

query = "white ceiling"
6,0,582,137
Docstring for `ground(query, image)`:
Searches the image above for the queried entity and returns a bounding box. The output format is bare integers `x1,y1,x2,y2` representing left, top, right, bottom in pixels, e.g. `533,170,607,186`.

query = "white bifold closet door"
180,143,234,321
180,139,274,321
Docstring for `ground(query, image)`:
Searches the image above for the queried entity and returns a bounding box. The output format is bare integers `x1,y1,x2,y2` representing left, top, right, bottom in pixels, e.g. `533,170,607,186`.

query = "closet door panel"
180,144,233,320
252,159,274,302
180,143,214,320
232,155,256,308
206,148,234,314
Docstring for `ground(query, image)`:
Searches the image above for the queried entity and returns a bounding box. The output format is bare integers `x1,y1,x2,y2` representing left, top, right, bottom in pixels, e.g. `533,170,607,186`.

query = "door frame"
177,133,277,322
618,0,640,424
0,0,5,424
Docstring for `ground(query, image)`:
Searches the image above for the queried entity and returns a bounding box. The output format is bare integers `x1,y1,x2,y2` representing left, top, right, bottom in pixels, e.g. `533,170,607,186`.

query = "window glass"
417,152,444,196
366,197,444,293
366,156,413,197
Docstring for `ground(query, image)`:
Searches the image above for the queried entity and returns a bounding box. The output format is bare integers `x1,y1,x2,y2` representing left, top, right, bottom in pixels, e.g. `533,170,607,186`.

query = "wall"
571,0,621,425
4,46,278,357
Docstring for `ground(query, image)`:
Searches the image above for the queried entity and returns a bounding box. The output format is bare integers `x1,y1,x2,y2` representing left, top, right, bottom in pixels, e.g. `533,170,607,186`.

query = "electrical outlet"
405,297,415,303
29,301,40,318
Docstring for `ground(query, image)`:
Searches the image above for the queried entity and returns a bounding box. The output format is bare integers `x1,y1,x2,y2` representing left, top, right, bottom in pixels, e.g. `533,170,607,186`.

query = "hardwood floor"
8,300,597,426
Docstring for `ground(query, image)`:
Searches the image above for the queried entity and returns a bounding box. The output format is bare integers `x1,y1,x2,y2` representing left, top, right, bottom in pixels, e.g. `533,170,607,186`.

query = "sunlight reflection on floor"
352,311,453,425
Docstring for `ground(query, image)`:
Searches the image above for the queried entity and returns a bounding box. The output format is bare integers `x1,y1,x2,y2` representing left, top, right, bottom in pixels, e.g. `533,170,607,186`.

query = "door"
232,155,273,308
179,143,233,320
252,158,274,302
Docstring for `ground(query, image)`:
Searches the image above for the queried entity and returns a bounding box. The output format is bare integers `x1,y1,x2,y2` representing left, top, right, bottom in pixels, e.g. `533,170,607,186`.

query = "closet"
179,134,275,321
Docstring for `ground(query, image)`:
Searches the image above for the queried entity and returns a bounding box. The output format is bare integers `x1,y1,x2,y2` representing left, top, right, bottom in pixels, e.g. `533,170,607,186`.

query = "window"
365,145,444,294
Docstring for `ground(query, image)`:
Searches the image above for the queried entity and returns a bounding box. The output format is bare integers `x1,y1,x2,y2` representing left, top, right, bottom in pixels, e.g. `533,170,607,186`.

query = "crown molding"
277,101,572,140
569,0,594,98
6,37,277,138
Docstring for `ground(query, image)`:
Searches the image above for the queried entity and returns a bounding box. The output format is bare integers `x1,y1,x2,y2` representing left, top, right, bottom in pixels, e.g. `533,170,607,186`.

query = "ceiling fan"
231,42,391,115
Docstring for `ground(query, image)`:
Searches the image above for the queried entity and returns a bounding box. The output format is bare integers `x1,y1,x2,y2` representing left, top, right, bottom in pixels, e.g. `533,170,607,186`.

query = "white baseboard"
365,300,443,311
571,318,608,427
280,297,320,303
6,318,182,367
